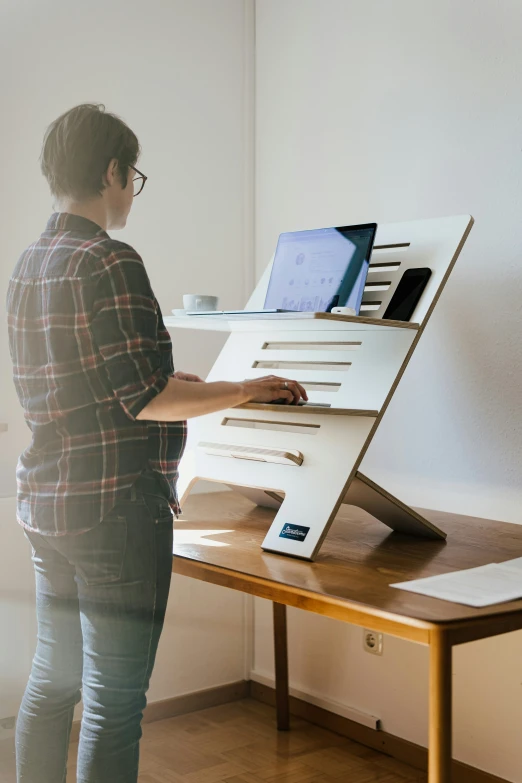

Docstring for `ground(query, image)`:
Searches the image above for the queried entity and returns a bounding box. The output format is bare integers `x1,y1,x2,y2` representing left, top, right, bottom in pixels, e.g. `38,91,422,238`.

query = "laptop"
187,223,377,316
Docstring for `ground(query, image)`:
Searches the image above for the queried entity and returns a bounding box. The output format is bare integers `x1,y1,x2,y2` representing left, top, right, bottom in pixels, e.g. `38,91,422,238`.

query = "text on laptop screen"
264,224,376,313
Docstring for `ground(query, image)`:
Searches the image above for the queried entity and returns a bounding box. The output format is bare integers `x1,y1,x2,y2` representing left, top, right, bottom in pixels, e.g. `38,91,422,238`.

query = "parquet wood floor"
0,699,426,782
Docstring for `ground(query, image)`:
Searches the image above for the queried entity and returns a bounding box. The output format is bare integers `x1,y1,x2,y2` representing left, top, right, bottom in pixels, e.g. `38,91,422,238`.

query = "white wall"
4,2,522,778
0,0,254,719
253,2,522,780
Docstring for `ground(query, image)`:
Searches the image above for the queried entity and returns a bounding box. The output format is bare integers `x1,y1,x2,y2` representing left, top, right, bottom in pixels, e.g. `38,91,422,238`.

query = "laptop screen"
264,223,377,314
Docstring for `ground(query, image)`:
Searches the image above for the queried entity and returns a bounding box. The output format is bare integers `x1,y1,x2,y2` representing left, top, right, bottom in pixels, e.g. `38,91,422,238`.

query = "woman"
7,103,306,783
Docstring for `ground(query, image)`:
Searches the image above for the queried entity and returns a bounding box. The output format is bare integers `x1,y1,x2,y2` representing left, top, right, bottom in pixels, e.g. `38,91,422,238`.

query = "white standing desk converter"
165,215,474,561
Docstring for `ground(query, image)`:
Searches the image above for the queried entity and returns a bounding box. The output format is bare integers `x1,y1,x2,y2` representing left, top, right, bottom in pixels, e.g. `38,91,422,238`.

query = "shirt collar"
45,212,109,238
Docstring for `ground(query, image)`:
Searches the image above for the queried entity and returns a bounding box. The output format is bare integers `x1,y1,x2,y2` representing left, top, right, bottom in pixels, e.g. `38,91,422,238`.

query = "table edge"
172,553,522,644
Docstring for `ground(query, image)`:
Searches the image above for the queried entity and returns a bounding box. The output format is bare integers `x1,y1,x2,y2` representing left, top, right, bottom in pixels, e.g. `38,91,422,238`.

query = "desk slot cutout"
364,281,391,293
253,360,351,372
222,417,319,436
199,441,303,466
373,242,410,251
262,341,361,352
369,262,401,274
301,381,341,393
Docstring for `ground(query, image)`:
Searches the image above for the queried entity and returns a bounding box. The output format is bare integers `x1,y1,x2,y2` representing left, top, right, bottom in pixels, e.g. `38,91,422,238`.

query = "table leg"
273,602,290,731
429,629,452,782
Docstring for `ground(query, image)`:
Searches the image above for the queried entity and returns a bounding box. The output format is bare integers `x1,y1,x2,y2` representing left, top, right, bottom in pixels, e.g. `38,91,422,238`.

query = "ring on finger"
283,381,288,390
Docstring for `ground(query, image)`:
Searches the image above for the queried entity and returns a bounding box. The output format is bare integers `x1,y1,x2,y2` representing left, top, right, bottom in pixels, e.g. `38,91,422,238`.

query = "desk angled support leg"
343,472,447,540
273,602,290,731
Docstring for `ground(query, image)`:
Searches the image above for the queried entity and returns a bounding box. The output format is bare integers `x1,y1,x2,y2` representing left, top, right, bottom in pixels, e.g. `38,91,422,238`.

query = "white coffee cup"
182,294,219,312
331,306,356,317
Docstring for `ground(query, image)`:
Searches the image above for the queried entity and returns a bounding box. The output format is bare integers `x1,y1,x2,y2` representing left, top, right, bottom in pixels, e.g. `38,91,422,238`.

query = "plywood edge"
314,312,419,329
165,313,419,332
340,217,475,500
237,403,379,416
414,213,475,331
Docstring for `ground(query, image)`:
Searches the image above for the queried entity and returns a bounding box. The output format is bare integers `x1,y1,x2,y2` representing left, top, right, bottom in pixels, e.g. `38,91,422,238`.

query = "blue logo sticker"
279,523,310,542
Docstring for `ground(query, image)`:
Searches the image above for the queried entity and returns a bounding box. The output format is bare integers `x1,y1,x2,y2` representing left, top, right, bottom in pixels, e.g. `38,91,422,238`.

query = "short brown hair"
41,104,140,200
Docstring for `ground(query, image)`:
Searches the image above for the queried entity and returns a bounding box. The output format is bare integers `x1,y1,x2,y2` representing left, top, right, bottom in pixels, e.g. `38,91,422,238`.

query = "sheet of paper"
499,557,522,572
391,563,522,607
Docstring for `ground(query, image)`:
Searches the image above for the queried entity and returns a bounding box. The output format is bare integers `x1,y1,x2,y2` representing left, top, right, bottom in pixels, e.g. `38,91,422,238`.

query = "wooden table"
172,492,522,783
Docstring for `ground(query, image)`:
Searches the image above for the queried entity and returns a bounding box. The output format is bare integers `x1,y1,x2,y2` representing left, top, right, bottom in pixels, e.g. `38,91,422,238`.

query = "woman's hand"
137,374,307,422
173,370,204,383
242,375,308,405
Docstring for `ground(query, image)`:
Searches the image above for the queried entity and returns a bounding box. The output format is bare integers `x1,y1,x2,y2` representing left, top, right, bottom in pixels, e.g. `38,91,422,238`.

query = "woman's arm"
136,375,307,422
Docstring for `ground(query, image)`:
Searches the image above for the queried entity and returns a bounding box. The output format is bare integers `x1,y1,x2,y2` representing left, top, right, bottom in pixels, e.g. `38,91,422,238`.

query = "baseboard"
251,672,380,729
250,681,509,783
143,680,250,723
69,679,249,742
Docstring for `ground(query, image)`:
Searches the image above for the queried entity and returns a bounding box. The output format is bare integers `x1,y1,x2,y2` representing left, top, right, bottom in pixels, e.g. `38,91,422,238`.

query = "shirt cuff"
118,371,170,421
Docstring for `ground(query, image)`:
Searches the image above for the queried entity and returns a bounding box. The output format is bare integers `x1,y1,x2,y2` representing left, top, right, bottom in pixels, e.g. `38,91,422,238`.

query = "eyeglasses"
130,165,147,197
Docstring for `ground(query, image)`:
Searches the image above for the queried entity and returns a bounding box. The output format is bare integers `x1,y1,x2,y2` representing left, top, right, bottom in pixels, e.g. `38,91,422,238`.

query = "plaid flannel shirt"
7,213,186,535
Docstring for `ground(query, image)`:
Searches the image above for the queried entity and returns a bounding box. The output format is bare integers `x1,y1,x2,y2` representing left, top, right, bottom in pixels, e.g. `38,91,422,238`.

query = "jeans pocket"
141,493,173,525
73,517,128,586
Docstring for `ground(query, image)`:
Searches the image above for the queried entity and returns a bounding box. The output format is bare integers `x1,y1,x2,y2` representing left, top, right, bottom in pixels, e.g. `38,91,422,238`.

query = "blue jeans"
16,475,174,783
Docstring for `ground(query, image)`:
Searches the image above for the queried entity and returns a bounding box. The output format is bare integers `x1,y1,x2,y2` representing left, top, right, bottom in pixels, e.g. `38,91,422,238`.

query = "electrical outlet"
363,629,383,655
